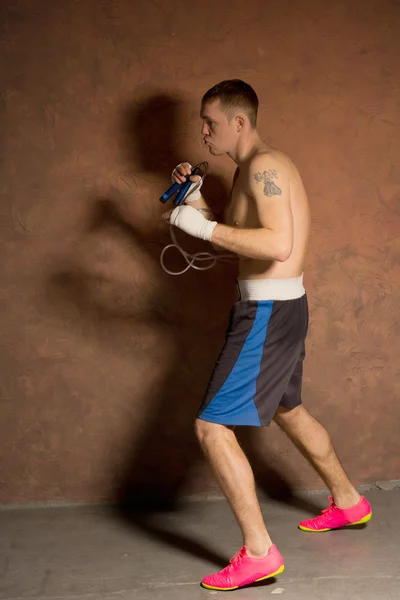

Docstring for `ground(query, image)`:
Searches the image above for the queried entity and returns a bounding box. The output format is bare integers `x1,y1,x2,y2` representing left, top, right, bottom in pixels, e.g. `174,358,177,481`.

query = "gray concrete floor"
0,489,399,600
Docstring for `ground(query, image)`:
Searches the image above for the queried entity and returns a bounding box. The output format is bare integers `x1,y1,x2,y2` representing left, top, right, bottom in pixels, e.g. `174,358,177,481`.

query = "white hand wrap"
171,163,203,202
169,205,217,242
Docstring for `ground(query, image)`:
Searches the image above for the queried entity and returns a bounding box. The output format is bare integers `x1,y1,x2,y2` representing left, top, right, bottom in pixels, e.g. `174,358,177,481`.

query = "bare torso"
224,147,311,279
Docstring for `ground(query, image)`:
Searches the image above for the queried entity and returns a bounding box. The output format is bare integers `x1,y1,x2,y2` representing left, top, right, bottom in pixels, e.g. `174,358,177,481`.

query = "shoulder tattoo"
253,169,282,197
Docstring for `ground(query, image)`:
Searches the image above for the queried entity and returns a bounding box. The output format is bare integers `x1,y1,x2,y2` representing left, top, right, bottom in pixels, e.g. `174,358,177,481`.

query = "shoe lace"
224,547,247,573
321,496,337,515
315,496,339,526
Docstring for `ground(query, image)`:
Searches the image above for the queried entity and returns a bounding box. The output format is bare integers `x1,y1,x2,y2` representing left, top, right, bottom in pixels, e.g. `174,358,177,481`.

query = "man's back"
225,146,311,280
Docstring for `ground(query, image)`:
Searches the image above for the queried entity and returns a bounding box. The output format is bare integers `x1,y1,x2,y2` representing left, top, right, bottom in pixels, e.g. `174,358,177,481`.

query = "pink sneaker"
298,495,372,532
201,545,284,591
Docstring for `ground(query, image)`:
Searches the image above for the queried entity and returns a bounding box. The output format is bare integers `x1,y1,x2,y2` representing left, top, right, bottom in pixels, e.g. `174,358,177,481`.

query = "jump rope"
159,162,237,276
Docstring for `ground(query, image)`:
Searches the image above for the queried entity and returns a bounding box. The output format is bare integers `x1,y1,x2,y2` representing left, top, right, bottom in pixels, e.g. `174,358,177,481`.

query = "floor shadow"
199,576,278,592
116,505,230,568
330,523,369,532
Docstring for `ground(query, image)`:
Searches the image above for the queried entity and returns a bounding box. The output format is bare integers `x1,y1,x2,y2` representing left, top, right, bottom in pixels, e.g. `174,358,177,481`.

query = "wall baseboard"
0,480,399,510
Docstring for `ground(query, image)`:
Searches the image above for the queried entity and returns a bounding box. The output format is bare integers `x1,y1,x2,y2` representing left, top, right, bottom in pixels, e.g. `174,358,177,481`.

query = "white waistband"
238,275,305,301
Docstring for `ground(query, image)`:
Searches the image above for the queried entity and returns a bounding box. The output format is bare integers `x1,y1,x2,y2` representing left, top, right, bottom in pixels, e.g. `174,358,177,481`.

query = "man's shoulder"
249,148,292,172
244,149,296,202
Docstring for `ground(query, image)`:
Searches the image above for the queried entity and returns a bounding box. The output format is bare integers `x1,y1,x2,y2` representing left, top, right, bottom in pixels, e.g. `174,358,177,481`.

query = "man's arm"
185,192,215,219
210,158,293,262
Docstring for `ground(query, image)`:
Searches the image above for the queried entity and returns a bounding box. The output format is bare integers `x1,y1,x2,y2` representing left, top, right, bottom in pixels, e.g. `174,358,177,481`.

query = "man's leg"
273,405,360,507
194,418,272,558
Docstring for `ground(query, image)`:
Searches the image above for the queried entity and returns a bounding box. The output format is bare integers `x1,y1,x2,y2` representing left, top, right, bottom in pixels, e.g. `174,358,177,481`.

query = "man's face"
200,100,237,156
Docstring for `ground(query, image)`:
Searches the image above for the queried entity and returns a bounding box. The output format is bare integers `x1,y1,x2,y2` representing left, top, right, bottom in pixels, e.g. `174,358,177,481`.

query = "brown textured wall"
1,0,399,504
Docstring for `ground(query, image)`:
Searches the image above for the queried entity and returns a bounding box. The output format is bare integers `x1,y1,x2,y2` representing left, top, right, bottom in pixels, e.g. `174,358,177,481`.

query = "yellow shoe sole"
298,511,372,532
201,564,285,591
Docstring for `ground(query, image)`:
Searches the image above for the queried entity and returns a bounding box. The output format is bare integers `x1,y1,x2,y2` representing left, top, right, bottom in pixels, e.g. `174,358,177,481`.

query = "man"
165,79,372,591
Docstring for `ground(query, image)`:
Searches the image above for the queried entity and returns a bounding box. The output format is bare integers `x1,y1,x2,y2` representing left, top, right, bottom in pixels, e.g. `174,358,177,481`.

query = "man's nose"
201,123,209,136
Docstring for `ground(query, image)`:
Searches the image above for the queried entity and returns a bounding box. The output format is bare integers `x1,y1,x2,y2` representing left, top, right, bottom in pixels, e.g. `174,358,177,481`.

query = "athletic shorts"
197,275,309,427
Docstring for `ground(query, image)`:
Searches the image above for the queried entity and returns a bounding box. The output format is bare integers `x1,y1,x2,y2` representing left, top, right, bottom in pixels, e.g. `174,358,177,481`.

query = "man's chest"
224,176,258,228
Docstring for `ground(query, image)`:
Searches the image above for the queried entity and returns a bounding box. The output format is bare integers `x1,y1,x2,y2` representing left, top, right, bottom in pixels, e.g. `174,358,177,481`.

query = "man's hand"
163,205,217,242
171,162,202,202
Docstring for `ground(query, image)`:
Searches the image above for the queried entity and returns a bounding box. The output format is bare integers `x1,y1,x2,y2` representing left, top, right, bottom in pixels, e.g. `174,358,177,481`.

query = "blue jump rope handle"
159,166,203,205
159,180,182,203
173,179,193,206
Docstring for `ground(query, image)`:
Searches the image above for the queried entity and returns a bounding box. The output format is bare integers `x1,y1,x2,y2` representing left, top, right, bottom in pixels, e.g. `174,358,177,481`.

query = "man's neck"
228,130,267,166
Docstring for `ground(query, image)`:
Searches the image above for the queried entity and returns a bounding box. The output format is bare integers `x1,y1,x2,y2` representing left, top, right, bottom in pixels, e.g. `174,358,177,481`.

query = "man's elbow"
274,236,293,262
261,228,293,262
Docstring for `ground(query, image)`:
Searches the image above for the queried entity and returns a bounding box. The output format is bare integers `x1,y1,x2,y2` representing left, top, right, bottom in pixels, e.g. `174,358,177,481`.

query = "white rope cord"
160,224,236,276
159,169,237,276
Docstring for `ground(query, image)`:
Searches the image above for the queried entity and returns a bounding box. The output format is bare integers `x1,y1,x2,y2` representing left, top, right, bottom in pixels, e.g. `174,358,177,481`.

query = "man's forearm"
184,193,227,251
210,223,291,262
185,193,215,218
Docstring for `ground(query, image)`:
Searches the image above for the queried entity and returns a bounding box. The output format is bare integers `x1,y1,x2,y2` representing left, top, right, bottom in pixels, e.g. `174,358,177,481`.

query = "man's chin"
208,146,222,155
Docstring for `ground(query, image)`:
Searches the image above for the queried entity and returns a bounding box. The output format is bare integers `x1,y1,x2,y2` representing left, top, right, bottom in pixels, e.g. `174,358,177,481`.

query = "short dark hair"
202,79,259,128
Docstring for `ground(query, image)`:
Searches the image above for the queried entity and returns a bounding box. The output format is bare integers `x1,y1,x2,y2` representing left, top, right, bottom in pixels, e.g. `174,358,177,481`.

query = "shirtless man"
166,80,372,591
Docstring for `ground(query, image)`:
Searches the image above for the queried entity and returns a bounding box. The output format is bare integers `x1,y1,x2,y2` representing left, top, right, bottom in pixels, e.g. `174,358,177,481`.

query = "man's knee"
194,417,235,445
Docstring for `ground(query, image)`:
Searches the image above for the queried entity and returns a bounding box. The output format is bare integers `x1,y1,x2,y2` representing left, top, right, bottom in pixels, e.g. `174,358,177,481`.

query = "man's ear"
236,114,245,131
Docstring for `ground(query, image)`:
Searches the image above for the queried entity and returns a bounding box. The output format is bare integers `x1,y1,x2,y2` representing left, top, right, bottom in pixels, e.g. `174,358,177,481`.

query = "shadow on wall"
122,93,184,177
46,90,320,565
114,92,234,509
46,90,233,504
121,91,229,215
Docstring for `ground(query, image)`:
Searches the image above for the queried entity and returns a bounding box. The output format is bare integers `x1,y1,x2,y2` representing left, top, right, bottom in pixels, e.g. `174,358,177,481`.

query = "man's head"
200,79,259,155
